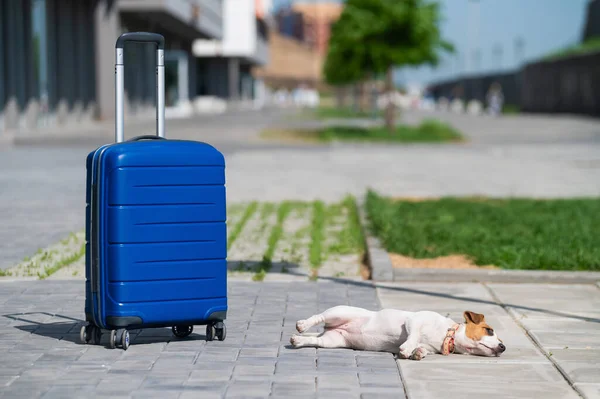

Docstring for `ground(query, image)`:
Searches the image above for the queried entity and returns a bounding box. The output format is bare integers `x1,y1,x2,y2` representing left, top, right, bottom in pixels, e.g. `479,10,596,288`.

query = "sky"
272,0,591,87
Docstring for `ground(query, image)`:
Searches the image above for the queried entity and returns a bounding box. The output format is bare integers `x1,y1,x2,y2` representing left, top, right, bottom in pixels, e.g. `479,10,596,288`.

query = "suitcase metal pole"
115,32,166,143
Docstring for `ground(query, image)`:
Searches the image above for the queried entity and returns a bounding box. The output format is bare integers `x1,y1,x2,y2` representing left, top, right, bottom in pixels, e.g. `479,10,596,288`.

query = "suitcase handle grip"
116,32,165,50
115,32,165,144
128,135,167,142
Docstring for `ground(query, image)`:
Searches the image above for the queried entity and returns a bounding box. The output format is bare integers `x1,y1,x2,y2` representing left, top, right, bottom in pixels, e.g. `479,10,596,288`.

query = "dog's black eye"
485,328,494,336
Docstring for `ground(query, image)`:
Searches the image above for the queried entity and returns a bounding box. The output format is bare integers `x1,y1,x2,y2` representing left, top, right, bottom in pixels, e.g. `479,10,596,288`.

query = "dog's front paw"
398,346,413,359
296,319,310,333
409,347,427,361
290,334,302,348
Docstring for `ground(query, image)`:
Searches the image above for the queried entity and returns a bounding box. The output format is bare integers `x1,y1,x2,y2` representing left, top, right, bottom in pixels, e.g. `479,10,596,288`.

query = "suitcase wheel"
206,324,215,341
172,325,194,338
206,322,226,342
80,324,101,345
216,323,226,341
109,329,130,351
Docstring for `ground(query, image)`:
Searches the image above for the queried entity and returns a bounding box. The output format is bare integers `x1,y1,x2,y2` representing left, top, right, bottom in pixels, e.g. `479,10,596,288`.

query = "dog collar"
442,323,460,355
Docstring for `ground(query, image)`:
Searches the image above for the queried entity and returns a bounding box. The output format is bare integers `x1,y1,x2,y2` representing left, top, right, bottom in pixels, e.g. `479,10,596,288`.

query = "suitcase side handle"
115,32,165,144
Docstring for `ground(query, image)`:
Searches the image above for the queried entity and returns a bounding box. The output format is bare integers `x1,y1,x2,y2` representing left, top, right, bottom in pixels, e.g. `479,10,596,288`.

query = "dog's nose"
498,343,506,352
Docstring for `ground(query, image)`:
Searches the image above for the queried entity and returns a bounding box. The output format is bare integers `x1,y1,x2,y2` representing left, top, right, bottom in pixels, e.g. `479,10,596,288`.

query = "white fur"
290,305,505,360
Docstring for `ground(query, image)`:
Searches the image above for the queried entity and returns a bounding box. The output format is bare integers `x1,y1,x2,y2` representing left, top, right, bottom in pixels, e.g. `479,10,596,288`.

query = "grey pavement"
401,110,600,145
0,278,598,398
0,279,406,399
2,108,600,270
377,281,600,399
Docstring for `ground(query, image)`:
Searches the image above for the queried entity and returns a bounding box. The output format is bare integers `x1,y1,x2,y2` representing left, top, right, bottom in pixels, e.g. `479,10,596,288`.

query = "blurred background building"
397,0,600,117
0,0,276,136
192,0,271,108
253,1,342,90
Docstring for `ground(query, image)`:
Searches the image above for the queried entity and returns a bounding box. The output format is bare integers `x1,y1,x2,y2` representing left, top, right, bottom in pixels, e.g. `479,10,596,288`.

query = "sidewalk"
378,281,600,399
0,279,400,399
1,277,598,398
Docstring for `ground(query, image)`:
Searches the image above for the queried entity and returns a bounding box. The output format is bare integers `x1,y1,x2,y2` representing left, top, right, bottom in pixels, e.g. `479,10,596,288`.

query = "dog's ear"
464,311,485,324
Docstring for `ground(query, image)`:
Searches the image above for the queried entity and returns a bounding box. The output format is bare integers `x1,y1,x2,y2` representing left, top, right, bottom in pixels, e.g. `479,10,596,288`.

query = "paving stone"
555,361,600,384
531,331,600,350
360,389,405,399
574,383,600,399
271,381,316,394
545,349,600,363
358,371,401,387
316,375,360,389
224,381,272,398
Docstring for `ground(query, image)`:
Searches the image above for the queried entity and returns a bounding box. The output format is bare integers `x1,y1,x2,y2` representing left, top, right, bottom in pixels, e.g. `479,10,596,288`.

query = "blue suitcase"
80,32,227,350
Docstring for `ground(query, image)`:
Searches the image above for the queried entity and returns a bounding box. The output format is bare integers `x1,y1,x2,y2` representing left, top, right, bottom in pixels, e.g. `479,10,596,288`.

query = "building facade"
255,1,342,89
192,0,270,102
0,0,225,138
291,2,342,56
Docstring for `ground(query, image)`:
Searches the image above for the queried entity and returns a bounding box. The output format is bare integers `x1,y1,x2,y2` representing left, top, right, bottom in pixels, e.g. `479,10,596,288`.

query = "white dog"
290,306,505,360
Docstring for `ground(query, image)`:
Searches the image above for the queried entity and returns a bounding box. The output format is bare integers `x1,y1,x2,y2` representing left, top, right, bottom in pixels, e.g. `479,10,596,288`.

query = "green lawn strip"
326,195,365,256
543,37,600,61
273,202,312,271
253,201,294,281
365,190,600,271
4,232,86,279
261,119,464,144
227,202,258,250
309,201,326,270
312,106,381,120
38,243,86,279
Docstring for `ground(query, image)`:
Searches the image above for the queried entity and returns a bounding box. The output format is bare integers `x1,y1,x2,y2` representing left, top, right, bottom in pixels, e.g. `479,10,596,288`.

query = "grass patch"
254,202,293,281
38,243,86,279
502,104,520,115
227,201,258,250
309,201,326,269
327,195,365,256
310,106,381,120
262,119,464,144
365,190,600,271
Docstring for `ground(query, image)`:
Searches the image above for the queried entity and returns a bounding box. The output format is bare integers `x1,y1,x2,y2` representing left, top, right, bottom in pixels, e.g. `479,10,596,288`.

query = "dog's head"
457,310,505,357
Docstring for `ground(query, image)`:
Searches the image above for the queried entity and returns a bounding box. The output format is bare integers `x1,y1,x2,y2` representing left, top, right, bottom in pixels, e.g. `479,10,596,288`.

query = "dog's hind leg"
296,305,370,333
290,330,348,349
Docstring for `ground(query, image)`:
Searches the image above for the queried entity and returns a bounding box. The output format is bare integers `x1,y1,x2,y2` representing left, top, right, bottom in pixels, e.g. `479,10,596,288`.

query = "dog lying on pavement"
290,306,505,360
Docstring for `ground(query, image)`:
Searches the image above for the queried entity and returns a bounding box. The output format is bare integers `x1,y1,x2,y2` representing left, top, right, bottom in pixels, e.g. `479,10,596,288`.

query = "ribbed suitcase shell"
84,139,227,330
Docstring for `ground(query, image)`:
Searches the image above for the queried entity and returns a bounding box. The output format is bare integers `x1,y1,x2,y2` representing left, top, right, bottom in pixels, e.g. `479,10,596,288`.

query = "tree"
324,0,454,132
323,10,372,111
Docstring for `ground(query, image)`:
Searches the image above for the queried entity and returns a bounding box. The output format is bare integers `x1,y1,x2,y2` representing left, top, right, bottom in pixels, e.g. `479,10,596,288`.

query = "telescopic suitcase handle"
115,32,166,143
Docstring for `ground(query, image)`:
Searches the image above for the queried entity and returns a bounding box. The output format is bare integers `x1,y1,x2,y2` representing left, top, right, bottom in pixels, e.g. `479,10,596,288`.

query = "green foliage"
227,202,258,250
261,119,464,143
309,201,326,268
324,0,453,85
543,37,600,61
365,190,600,271
312,106,382,120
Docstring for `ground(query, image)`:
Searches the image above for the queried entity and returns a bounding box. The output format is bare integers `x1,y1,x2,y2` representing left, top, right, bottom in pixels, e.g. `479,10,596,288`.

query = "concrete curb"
393,267,600,284
0,277,39,282
357,200,394,282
